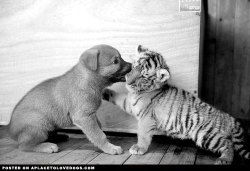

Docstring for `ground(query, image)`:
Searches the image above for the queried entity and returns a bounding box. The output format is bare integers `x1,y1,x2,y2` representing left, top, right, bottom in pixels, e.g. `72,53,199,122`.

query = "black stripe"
187,118,193,134
196,111,200,126
182,90,186,100
204,132,218,149
233,141,244,146
192,96,196,104
234,132,244,139
123,98,127,111
194,122,211,143
185,106,190,130
212,137,223,151
178,100,184,134
240,150,247,157
180,122,183,134
201,125,214,148
132,96,143,106
169,122,174,131
140,91,162,118
165,88,178,126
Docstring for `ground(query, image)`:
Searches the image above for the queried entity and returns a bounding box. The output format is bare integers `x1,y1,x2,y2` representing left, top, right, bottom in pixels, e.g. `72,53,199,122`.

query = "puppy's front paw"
33,142,59,153
103,143,123,155
102,143,123,155
102,89,115,102
129,144,147,155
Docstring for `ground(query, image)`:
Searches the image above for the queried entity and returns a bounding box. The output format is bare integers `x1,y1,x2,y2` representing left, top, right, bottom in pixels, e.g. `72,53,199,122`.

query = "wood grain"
202,0,250,120
124,142,169,164
231,0,250,119
201,0,217,104
159,144,197,164
88,136,136,164
0,0,201,133
213,0,236,114
195,149,217,165
0,138,83,164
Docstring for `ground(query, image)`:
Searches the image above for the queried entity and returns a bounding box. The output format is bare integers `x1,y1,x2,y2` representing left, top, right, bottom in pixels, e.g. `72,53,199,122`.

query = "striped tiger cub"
103,45,250,164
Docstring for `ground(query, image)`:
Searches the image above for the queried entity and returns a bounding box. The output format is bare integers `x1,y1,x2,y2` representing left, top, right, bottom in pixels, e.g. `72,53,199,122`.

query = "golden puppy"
8,44,132,154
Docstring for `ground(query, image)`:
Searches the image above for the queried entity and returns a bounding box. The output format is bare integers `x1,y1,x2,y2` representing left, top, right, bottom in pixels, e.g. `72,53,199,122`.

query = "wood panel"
231,0,250,119
202,0,250,120
0,0,201,132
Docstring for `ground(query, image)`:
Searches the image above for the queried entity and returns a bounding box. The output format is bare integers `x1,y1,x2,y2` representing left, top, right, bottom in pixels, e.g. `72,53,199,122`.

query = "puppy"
8,44,132,154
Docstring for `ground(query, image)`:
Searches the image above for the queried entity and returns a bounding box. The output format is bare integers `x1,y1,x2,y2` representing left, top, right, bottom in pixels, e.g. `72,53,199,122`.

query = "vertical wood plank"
213,0,236,114
201,0,218,105
231,0,250,119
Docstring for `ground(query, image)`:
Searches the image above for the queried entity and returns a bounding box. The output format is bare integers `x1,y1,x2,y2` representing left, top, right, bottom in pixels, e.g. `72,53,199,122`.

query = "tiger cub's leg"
129,116,156,155
194,129,234,165
214,139,234,165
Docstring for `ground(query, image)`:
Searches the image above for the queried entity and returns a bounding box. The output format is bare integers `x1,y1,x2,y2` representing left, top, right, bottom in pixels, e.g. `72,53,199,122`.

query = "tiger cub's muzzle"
126,69,141,85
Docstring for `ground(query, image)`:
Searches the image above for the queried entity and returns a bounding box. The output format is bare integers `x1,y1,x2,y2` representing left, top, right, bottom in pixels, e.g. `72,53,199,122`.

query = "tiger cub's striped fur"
103,45,250,164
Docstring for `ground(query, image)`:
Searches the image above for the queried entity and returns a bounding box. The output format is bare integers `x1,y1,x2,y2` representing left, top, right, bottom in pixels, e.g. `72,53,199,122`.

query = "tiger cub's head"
125,45,170,93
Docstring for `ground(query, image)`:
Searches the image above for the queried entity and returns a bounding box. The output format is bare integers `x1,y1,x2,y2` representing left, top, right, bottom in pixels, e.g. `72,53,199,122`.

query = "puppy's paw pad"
215,158,232,165
34,143,59,153
129,144,147,155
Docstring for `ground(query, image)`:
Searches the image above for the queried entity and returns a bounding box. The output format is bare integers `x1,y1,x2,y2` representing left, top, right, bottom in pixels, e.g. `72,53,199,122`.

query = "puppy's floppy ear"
80,49,100,71
156,68,170,83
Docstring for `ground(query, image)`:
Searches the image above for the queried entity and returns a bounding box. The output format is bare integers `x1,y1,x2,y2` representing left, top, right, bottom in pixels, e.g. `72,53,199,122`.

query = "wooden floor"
0,127,248,165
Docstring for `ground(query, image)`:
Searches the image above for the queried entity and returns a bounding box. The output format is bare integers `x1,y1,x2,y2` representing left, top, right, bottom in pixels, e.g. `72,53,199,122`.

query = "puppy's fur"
8,44,132,154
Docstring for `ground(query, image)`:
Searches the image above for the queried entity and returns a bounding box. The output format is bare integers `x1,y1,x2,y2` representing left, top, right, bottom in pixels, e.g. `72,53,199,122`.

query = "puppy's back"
8,77,62,140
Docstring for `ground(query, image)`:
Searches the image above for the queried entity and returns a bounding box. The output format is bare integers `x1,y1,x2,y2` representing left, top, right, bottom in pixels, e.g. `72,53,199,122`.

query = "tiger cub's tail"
232,120,250,160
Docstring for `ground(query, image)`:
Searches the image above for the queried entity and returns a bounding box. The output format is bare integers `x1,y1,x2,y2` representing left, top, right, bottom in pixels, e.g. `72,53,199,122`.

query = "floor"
0,127,248,165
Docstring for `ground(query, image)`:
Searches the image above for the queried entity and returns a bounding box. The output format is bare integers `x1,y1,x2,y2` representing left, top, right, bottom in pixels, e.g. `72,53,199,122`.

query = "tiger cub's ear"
156,69,170,83
137,45,148,53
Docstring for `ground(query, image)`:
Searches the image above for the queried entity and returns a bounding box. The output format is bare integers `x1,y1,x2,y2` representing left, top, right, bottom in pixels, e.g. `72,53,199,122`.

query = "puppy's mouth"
109,75,126,82
112,62,132,82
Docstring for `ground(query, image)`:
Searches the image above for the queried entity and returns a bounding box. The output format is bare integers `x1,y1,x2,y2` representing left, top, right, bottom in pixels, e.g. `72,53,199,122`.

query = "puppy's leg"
129,116,156,155
72,114,123,155
18,127,59,153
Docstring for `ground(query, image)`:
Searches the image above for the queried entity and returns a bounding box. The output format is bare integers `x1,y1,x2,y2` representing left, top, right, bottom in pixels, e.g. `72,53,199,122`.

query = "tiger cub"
102,45,250,165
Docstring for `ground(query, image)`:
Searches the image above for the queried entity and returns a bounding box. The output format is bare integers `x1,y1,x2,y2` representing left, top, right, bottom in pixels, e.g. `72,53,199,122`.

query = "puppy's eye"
112,58,119,64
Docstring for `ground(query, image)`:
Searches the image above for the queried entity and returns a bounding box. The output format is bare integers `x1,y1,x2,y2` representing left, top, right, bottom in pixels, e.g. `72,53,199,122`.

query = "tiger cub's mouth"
125,69,140,85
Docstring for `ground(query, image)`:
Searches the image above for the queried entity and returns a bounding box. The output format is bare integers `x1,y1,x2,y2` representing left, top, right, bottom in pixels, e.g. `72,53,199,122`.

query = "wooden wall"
201,0,250,120
0,0,201,129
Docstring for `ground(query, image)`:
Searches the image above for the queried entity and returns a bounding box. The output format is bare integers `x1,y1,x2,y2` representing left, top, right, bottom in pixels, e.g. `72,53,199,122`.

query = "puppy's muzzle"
111,62,132,82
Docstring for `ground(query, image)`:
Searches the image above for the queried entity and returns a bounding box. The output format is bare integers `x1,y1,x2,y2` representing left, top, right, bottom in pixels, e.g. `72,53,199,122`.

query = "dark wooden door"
201,0,250,120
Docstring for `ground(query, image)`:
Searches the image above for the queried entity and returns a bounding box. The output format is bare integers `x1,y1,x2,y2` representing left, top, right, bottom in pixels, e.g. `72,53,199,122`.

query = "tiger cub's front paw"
129,144,147,155
102,88,115,102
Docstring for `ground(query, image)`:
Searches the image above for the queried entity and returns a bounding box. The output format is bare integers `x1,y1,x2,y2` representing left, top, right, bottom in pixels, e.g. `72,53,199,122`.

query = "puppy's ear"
80,49,100,71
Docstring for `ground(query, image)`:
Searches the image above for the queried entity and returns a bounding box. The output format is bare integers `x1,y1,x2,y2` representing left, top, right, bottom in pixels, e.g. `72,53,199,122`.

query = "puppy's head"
80,44,132,83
